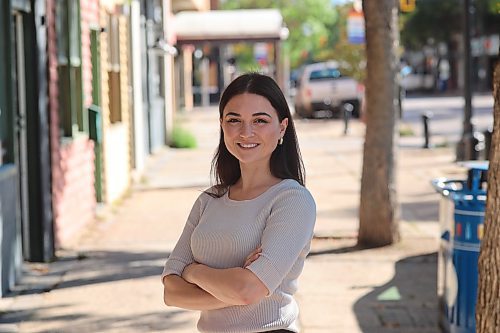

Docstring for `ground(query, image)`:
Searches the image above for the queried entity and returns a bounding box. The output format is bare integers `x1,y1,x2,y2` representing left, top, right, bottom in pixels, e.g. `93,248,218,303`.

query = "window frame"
56,0,86,137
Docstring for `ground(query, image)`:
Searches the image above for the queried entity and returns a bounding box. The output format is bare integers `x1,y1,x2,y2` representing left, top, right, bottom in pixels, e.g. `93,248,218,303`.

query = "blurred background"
0,1,498,331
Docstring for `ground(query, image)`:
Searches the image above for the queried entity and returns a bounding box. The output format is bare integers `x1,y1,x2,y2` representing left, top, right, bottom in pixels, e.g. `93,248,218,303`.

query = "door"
12,11,30,259
140,10,151,154
143,0,165,153
90,28,103,202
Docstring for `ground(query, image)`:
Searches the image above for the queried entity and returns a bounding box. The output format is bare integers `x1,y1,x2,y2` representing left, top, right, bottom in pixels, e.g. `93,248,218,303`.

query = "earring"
278,137,283,145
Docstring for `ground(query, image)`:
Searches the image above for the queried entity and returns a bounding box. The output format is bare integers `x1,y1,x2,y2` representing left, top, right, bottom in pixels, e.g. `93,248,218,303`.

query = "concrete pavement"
0,106,467,332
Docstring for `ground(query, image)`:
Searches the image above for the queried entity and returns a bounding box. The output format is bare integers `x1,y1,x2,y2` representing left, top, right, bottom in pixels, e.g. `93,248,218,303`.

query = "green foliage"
282,0,339,68
231,43,260,73
400,0,461,50
221,0,339,69
400,0,500,51
171,126,197,149
399,124,415,137
487,0,500,13
315,4,366,82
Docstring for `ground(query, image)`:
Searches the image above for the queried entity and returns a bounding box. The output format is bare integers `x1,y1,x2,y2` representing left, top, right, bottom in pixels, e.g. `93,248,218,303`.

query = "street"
0,93,489,332
401,93,494,146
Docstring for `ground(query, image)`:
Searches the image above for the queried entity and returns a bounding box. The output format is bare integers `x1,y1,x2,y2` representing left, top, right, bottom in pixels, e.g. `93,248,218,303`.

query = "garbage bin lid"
457,161,489,171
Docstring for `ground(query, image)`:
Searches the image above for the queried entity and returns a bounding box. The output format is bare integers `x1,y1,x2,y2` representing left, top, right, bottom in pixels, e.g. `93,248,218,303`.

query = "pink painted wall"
47,0,99,247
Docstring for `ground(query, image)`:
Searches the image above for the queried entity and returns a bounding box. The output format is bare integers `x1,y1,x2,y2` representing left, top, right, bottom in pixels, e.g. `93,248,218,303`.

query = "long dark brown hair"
208,73,305,197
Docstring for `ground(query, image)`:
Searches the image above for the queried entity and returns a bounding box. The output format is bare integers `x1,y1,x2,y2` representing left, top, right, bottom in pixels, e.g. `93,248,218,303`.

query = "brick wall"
53,138,95,245
47,0,98,247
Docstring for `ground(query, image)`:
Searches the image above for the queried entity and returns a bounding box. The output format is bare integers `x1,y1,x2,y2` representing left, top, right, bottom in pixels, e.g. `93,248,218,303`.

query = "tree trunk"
476,62,500,332
358,0,400,247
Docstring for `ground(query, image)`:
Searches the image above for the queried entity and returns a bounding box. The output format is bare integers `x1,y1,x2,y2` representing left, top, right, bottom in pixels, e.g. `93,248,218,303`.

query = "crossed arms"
162,247,268,310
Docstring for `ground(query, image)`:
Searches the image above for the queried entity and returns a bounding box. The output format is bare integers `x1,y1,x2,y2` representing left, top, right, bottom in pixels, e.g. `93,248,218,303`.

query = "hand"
243,246,262,268
182,263,199,284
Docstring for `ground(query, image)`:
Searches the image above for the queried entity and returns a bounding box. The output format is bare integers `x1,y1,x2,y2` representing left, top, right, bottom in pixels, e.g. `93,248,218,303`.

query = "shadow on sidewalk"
0,306,191,333
0,250,192,331
56,250,169,290
353,252,439,333
6,250,169,296
401,200,439,223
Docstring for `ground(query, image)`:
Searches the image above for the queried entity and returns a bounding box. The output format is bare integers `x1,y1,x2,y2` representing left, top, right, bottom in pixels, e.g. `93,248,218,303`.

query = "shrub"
171,126,197,148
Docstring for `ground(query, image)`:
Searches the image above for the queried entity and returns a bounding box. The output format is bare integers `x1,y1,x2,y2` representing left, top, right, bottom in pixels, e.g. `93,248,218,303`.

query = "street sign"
400,0,416,12
347,9,364,44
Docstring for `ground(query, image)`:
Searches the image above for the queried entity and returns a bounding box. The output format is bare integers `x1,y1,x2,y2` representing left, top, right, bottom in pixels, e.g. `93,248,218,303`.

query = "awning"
174,9,289,45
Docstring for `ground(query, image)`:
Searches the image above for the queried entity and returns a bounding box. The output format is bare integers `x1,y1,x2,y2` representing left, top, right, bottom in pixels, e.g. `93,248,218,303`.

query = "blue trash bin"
433,161,488,333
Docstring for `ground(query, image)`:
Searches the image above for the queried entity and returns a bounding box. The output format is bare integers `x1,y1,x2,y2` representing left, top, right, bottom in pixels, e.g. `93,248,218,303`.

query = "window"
309,68,342,81
107,15,122,124
56,0,86,137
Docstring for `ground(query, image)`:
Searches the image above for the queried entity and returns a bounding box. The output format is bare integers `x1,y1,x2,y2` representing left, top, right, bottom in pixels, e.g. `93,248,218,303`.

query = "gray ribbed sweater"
161,179,316,333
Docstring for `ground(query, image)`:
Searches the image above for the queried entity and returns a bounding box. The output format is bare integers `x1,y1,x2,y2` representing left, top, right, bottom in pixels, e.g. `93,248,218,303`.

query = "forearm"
163,274,231,310
184,264,268,305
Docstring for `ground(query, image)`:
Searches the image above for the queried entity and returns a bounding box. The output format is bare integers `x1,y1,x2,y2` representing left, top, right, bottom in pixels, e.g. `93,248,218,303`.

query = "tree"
358,0,400,247
476,62,500,332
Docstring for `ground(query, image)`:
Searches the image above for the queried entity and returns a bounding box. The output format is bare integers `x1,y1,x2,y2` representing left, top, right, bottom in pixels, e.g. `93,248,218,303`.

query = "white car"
400,65,435,91
293,61,364,118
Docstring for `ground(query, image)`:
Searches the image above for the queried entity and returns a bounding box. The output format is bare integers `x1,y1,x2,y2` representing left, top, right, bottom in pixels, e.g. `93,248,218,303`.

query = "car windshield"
309,68,342,81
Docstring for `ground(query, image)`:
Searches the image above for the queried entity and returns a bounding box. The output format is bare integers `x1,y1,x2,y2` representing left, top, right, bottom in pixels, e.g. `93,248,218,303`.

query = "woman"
161,73,316,333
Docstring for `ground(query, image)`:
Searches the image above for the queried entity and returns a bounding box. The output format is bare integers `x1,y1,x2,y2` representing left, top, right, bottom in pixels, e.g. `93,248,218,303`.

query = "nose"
239,123,254,138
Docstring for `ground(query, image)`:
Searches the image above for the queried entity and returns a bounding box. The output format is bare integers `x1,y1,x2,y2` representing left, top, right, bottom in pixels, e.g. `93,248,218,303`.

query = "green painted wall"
0,1,14,164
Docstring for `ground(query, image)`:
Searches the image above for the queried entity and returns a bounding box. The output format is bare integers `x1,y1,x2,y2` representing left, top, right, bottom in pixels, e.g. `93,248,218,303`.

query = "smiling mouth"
237,143,259,149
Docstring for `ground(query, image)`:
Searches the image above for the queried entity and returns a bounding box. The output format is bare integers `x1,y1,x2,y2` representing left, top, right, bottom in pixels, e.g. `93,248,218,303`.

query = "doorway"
141,0,166,153
12,11,30,259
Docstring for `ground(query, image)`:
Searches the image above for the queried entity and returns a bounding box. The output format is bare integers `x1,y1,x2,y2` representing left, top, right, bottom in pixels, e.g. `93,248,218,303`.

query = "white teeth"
239,143,258,148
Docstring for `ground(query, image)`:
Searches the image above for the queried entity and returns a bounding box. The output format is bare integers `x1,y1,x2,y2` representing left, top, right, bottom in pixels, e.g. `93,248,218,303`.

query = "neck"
237,163,278,191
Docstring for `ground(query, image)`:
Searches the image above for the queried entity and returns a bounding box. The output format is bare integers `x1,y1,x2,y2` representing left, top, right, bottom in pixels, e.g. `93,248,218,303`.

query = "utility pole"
456,0,474,160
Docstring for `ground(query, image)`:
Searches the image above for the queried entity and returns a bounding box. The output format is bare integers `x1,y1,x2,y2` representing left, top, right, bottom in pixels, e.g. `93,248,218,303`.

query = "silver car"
293,61,364,118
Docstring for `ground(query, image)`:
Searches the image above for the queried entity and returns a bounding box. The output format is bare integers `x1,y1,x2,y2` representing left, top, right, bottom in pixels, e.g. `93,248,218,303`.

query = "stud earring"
278,137,283,145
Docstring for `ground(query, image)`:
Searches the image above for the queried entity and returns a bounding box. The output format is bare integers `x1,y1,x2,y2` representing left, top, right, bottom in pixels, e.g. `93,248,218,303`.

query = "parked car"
293,61,364,118
400,65,435,92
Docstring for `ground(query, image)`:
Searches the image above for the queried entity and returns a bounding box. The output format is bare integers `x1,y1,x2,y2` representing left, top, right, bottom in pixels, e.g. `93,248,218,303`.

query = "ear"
280,118,288,135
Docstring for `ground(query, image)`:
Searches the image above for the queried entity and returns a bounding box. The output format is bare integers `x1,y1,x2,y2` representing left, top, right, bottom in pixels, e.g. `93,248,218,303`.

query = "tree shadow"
401,200,439,223
308,243,365,256
1,303,193,332
4,250,170,296
353,252,440,333
0,250,198,332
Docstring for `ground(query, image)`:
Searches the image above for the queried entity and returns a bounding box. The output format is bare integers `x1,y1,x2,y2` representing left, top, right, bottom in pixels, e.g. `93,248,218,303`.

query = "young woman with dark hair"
161,73,316,333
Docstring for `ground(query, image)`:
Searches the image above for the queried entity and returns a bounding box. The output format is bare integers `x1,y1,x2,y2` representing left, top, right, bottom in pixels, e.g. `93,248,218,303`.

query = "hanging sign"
347,9,365,44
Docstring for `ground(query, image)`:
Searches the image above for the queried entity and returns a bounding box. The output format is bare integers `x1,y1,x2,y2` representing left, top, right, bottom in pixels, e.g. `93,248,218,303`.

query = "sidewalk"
0,107,464,332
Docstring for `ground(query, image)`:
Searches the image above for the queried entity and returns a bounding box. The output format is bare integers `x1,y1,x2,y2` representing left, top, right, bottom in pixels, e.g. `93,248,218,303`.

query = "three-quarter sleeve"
246,187,316,294
161,193,206,280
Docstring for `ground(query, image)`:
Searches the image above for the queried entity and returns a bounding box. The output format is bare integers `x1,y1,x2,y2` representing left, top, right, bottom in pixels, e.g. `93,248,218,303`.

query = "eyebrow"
225,112,272,118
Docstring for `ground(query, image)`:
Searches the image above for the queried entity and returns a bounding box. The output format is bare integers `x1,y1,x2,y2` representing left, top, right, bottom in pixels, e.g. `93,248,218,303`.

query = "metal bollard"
422,111,433,149
483,127,493,160
342,102,354,135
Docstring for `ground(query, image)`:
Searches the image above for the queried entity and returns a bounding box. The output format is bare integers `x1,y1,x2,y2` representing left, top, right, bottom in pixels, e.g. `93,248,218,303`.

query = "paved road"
401,93,494,145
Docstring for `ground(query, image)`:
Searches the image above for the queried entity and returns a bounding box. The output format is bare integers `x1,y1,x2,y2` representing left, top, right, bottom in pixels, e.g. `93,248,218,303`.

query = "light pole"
456,0,474,160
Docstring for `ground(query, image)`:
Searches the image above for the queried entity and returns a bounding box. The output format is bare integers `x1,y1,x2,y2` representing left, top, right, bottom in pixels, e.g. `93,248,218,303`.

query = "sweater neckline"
223,179,293,205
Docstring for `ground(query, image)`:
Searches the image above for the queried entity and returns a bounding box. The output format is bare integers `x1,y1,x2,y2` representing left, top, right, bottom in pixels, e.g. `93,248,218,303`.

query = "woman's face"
221,93,288,167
